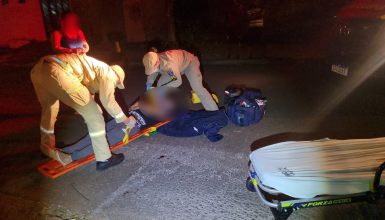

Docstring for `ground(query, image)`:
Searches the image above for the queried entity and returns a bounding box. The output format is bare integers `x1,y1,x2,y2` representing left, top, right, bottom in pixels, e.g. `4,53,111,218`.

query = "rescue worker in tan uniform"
31,54,131,170
143,50,219,111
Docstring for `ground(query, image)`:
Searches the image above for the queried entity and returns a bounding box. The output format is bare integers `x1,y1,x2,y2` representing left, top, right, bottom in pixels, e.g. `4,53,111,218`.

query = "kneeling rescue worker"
143,49,219,111
31,54,130,170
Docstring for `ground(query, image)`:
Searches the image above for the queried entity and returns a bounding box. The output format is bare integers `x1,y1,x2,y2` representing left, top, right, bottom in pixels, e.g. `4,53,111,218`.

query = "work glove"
123,116,136,128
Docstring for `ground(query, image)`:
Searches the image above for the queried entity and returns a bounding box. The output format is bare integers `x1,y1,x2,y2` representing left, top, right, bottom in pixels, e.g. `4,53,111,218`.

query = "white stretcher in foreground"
246,137,385,220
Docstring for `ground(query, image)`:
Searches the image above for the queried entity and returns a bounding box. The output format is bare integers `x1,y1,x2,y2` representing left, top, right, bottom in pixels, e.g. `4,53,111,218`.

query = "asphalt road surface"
1,59,385,220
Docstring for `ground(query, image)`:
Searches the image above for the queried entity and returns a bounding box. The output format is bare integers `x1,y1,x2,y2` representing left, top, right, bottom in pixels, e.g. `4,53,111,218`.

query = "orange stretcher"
38,121,169,179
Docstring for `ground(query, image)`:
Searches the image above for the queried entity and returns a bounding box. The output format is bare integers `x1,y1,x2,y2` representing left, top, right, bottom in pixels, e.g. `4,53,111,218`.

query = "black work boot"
96,153,125,171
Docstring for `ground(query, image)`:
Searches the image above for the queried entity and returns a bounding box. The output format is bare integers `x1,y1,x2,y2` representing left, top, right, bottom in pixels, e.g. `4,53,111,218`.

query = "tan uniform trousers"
157,57,219,111
31,60,111,161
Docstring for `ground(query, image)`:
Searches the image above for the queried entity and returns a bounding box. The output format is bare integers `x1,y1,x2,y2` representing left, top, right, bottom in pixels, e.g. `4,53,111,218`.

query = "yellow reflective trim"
47,56,73,73
47,56,83,82
63,66,73,73
68,86,84,94
252,178,257,186
212,93,219,103
66,84,83,94
65,83,80,92
191,91,200,104
282,203,294,208
191,91,219,104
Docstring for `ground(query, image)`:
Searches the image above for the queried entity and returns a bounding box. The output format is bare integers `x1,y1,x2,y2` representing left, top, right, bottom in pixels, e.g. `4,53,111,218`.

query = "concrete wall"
0,0,46,47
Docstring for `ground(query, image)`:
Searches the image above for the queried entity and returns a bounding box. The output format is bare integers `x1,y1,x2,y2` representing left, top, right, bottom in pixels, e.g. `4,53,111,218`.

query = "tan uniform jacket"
145,49,218,111
45,54,127,123
146,50,196,87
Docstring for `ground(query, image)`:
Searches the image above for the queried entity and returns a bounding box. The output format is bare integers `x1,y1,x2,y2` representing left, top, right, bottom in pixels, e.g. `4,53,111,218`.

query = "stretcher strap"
122,126,132,144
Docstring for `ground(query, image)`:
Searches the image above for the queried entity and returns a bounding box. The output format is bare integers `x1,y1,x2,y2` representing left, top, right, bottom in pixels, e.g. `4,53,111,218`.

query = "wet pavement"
1,58,385,220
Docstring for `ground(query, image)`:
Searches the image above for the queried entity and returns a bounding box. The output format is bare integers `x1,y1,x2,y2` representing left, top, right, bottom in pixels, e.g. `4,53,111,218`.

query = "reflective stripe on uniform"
89,130,106,137
49,56,74,73
50,56,67,68
46,56,85,95
40,126,54,134
65,83,84,94
114,112,125,119
47,56,84,80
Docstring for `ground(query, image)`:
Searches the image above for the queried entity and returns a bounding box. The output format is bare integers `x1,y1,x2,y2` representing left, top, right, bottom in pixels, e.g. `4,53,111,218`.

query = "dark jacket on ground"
158,109,228,142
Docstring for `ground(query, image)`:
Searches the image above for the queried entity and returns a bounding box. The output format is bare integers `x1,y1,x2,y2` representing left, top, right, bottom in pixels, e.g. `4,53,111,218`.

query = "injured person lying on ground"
58,87,228,161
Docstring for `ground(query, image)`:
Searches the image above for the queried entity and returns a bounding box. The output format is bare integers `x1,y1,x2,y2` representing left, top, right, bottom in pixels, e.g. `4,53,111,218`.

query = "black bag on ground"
225,88,267,127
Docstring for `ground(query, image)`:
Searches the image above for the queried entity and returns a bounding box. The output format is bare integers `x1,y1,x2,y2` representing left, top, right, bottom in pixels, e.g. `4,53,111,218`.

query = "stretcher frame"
246,160,385,220
38,121,169,179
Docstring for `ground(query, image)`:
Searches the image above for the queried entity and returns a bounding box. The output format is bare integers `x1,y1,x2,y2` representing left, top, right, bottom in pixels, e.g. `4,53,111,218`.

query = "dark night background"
1,0,380,62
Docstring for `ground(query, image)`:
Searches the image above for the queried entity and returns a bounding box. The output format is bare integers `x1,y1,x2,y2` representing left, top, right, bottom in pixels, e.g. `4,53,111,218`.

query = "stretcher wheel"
270,207,293,220
246,177,256,192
